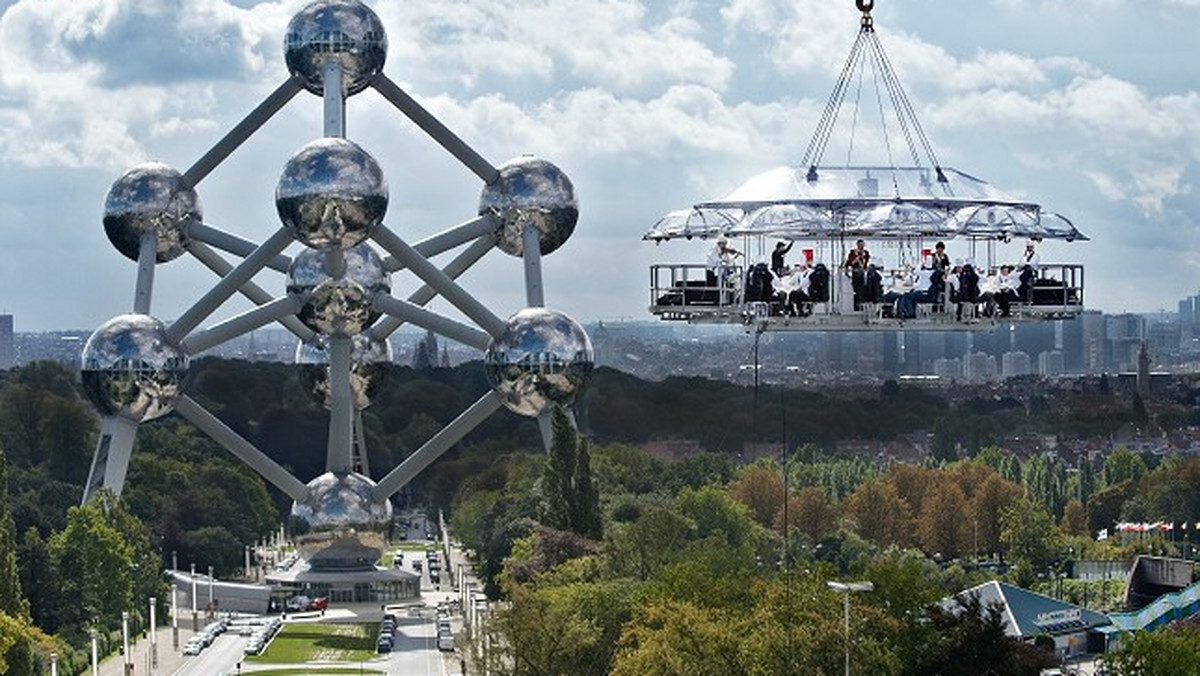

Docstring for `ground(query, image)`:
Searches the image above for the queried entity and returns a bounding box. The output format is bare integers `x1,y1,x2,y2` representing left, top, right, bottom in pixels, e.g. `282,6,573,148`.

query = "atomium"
276,137,388,251
288,472,392,569
482,156,579,257
284,0,387,96
484,307,594,417
296,334,392,410
80,314,188,423
103,163,200,263
80,0,591,577
288,243,389,335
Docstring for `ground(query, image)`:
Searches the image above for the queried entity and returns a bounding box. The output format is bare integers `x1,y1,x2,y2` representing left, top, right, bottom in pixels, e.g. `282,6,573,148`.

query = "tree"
543,406,576,531
541,406,601,538
729,464,785,528
1059,499,1089,537
787,486,838,544
604,506,691,581
971,473,1023,559
611,601,748,676
913,592,1057,676
48,500,133,633
917,479,971,559
572,438,603,539
1104,447,1148,487
0,446,29,621
1104,622,1200,675
1000,498,1063,572
844,478,913,548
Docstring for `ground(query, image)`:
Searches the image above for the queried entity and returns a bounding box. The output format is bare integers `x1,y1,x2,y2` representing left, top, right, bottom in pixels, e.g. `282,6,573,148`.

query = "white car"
437,633,454,651
182,639,204,656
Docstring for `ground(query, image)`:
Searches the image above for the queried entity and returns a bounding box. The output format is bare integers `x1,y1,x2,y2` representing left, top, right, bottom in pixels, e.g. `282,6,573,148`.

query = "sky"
1,0,1198,335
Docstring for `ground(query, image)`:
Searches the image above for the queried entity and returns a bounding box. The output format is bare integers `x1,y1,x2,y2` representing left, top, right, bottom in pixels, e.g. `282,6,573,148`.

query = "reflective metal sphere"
287,243,390,335
103,163,200,263
276,138,388,251
284,0,387,96
80,314,188,422
289,472,393,570
480,156,578,257
484,308,593,417
296,334,392,409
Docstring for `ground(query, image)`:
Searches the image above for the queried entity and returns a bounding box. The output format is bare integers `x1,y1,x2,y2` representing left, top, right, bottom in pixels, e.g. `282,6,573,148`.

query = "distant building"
964,351,996,382
1037,350,1064,377
0,314,12,369
1001,351,1032,378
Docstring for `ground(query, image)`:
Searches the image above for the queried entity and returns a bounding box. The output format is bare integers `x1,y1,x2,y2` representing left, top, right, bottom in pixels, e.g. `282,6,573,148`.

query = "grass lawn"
247,622,380,664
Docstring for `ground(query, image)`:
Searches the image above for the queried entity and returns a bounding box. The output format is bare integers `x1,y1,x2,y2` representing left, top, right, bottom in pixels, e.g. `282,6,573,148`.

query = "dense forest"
2,357,1200,673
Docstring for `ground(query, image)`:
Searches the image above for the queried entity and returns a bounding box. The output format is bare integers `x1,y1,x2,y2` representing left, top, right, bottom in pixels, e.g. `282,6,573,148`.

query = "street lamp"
208,564,215,618
827,581,874,676
90,627,98,676
149,596,158,668
121,611,131,675
49,652,57,676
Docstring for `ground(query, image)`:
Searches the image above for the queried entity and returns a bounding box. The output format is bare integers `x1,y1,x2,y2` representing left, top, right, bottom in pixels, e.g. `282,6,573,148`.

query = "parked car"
437,632,454,651
182,639,204,656
306,597,328,611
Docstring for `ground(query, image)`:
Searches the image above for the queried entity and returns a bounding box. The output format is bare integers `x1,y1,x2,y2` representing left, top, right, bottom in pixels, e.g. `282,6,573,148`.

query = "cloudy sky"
0,0,1197,335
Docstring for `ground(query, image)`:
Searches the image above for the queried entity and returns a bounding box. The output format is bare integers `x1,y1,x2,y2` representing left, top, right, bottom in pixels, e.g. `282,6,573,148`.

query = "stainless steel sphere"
284,0,387,96
276,138,387,251
480,156,578,257
80,314,188,423
289,471,393,570
287,244,390,335
296,334,392,409
103,163,200,263
484,307,593,417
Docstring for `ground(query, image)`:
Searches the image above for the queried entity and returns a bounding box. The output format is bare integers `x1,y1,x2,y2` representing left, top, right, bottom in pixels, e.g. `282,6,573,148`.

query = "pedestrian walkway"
92,625,197,676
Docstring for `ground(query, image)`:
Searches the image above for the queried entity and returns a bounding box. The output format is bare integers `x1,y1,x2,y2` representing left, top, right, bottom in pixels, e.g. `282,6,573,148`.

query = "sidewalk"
93,624,198,676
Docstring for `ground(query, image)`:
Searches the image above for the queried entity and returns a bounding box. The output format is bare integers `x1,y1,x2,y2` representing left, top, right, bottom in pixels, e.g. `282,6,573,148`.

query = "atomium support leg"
371,233,498,341
81,416,140,504
371,391,504,501
134,233,156,315
190,223,292,274
382,215,497,272
522,222,544,308
180,294,307,356
167,227,295,344
369,73,499,184
182,76,305,188
173,395,308,501
371,295,491,350
372,225,507,337
186,240,315,342
326,337,355,473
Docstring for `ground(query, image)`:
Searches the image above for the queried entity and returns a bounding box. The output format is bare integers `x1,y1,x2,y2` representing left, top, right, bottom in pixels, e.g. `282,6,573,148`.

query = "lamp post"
827,581,874,676
121,611,131,676
49,652,57,676
190,562,198,632
172,585,179,649
208,564,215,619
149,596,158,668
90,627,98,676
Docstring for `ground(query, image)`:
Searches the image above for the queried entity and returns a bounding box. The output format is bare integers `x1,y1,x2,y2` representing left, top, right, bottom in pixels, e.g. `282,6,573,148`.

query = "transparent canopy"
643,165,1088,242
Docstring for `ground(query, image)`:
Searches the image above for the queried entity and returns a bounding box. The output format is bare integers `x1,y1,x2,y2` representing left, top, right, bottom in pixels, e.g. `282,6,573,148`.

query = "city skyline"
0,0,1197,332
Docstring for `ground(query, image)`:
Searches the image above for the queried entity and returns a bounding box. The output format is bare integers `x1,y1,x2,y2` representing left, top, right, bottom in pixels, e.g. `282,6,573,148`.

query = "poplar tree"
542,406,576,530
0,445,29,621
572,437,603,539
542,406,602,538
